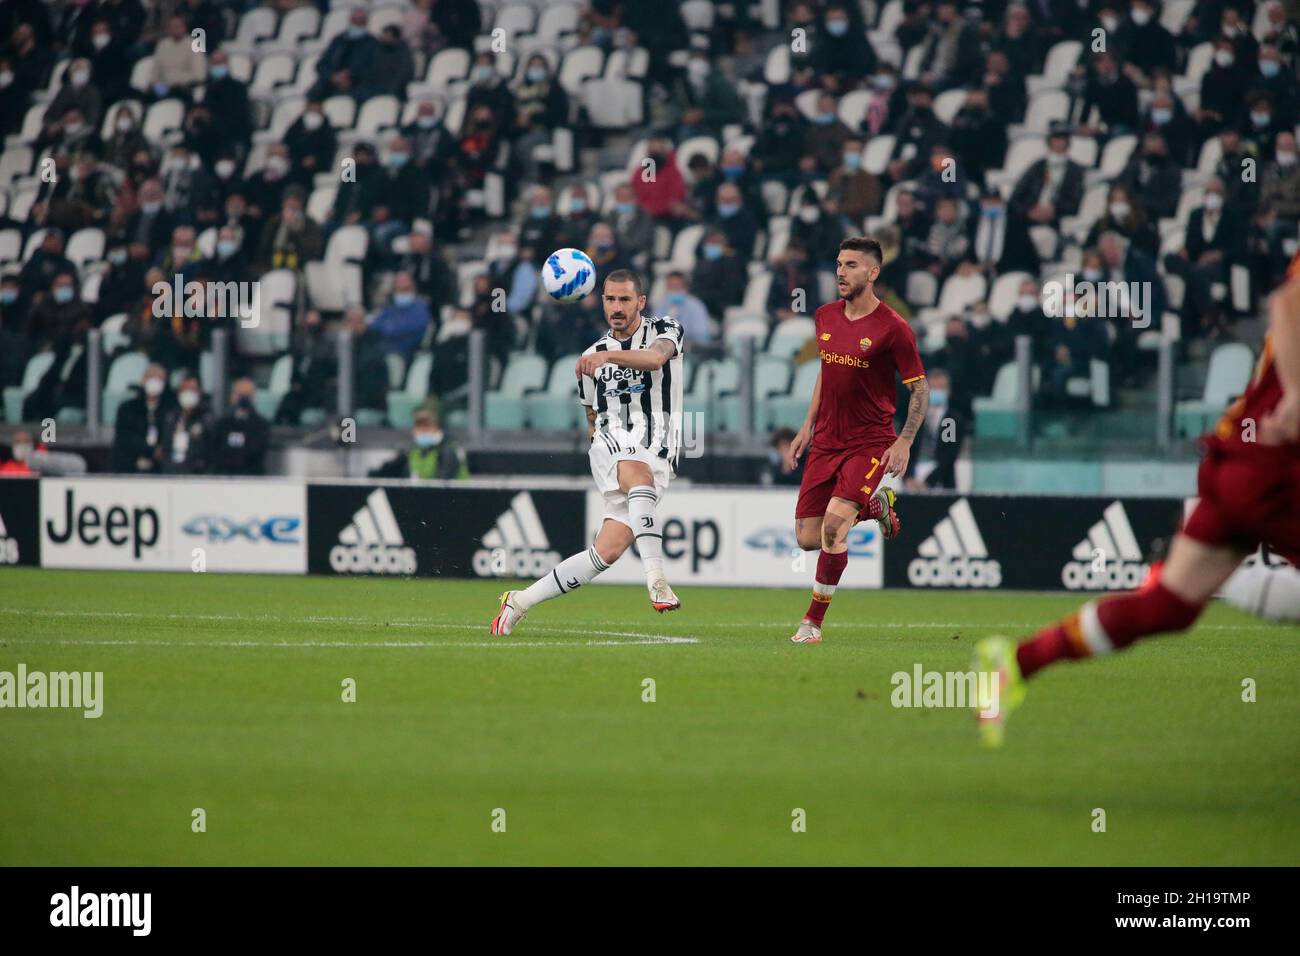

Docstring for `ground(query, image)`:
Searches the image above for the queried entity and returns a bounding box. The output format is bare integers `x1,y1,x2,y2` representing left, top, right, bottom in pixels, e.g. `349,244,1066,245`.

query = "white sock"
515,546,610,611
627,485,664,583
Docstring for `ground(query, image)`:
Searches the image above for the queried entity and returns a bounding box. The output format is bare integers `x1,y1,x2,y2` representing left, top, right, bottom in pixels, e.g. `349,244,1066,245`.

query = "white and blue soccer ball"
542,248,596,303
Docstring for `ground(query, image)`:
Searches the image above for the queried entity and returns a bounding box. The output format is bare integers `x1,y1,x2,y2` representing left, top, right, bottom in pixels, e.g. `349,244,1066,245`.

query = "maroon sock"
1016,583,1204,679
804,549,849,625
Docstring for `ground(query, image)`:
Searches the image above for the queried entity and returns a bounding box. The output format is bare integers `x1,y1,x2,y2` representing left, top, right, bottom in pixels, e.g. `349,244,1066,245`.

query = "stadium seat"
485,352,549,429
0,146,34,187
254,354,294,421
5,104,44,147
322,95,358,131
386,351,434,429
937,273,987,315
767,317,815,358
252,53,298,94
66,228,105,269
973,361,1025,439
494,3,538,42
101,351,149,425
238,270,296,356
1175,343,1255,437
764,357,819,430
582,77,642,130
686,357,740,430
226,6,278,56
1027,40,1082,95
680,0,717,31
143,99,185,142
4,351,56,423
604,46,649,80
99,314,130,356
254,95,307,146
427,47,471,89
1065,359,1111,407
0,228,21,264
988,271,1033,321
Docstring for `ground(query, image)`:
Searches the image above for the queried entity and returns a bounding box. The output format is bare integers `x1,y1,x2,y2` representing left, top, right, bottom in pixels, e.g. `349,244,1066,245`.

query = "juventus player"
490,270,684,635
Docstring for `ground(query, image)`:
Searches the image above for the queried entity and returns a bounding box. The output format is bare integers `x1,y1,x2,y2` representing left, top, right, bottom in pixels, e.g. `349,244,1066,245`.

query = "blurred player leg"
491,520,631,635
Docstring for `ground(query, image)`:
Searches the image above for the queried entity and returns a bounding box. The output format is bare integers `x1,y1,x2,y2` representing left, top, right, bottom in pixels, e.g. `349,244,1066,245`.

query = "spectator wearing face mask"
969,189,1039,276
160,375,212,474
511,55,569,180
1261,131,1300,226
886,84,945,181
767,241,818,324
486,232,538,316
111,363,175,473
829,138,881,220
555,185,599,251
753,97,808,186
0,55,31,141
369,408,469,480
49,152,118,232
516,186,563,264
197,225,253,287
1085,184,1159,258
1169,178,1245,335
392,226,455,310
690,230,746,322
203,50,252,154
18,229,77,310
373,136,431,259
805,92,854,174
465,52,516,129
42,59,102,135
103,104,148,168
159,144,217,218
0,431,36,476
243,145,293,228
1124,0,1177,81
948,88,1007,188
1252,44,1297,131
1140,90,1196,168
1241,93,1285,162
211,378,269,475
1196,39,1249,141
368,272,432,362
151,15,206,99
84,18,130,106
311,7,378,102
96,241,147,323
904,368,963,491
707,181,758,259
657,271,712,348
1004,278,1051,364
583,222,631,277
790,193,848,271
603,184,651,269
401,99,456,175
1009,124,1084,229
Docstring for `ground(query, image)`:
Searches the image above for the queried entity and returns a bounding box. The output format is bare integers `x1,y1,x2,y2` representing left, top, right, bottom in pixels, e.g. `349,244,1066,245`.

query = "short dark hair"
839,236,883,265
604,268,643,296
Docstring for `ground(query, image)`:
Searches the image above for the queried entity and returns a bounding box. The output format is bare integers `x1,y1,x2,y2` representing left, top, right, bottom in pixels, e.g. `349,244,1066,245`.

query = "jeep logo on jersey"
474,491,561,578
329,488,417,575
908,498,1001,588
1061,501,1149,590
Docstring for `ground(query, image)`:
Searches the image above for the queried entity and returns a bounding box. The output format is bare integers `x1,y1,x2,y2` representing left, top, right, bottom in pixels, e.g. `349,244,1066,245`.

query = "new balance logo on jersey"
1061,501,1149,590
0,513,17,565
474,492,561,578
908,499,1002,588
330,489,417,575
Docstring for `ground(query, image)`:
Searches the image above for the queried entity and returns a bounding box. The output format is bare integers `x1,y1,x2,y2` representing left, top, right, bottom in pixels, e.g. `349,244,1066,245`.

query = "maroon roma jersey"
810,298,926,451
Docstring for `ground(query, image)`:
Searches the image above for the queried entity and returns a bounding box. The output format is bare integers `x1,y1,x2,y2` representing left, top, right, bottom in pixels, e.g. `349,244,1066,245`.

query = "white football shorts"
588,435,673,530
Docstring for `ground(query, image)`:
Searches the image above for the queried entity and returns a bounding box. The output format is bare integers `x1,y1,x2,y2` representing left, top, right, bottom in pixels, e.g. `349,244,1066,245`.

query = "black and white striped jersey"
577,314,685,465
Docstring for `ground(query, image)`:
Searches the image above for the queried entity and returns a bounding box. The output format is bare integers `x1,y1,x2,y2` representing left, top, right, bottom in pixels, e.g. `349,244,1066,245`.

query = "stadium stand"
0,0,1294,484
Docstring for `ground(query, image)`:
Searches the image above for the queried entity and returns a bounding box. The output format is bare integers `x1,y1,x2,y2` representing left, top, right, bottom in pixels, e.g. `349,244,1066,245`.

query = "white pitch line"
7,636,697,649
0,607,1264,632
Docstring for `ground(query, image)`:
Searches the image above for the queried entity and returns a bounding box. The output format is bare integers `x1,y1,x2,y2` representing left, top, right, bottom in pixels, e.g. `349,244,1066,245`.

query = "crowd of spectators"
0,0,1296,471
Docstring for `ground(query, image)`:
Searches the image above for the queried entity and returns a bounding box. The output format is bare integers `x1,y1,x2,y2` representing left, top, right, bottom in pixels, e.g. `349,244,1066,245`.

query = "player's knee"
795,523,821,551
820,515,848,551
595,536,629,566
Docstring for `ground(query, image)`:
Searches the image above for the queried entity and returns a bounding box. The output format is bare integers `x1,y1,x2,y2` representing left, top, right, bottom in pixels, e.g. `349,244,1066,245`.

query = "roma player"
786,237,929,644
975,256,1300,746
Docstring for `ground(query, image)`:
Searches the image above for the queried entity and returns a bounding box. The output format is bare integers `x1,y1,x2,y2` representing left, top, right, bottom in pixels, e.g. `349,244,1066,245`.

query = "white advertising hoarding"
40,478,306,573
587,487,883,588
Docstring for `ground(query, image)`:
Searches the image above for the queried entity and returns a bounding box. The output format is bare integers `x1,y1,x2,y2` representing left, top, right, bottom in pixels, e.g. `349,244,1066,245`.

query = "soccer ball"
542,248,596,303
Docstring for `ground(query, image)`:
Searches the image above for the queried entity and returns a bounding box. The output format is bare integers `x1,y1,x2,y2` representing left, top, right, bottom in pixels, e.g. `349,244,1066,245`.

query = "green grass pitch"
1,568,1297,866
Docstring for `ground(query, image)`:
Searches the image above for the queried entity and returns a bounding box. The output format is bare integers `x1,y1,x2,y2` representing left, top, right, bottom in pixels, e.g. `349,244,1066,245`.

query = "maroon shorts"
795,444,890,519
1182,444,1300,565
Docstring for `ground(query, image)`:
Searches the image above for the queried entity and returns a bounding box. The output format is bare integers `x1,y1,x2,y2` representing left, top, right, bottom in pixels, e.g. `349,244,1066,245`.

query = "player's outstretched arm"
882,377,929,477
788,367,822,468
1262,276,1300,444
